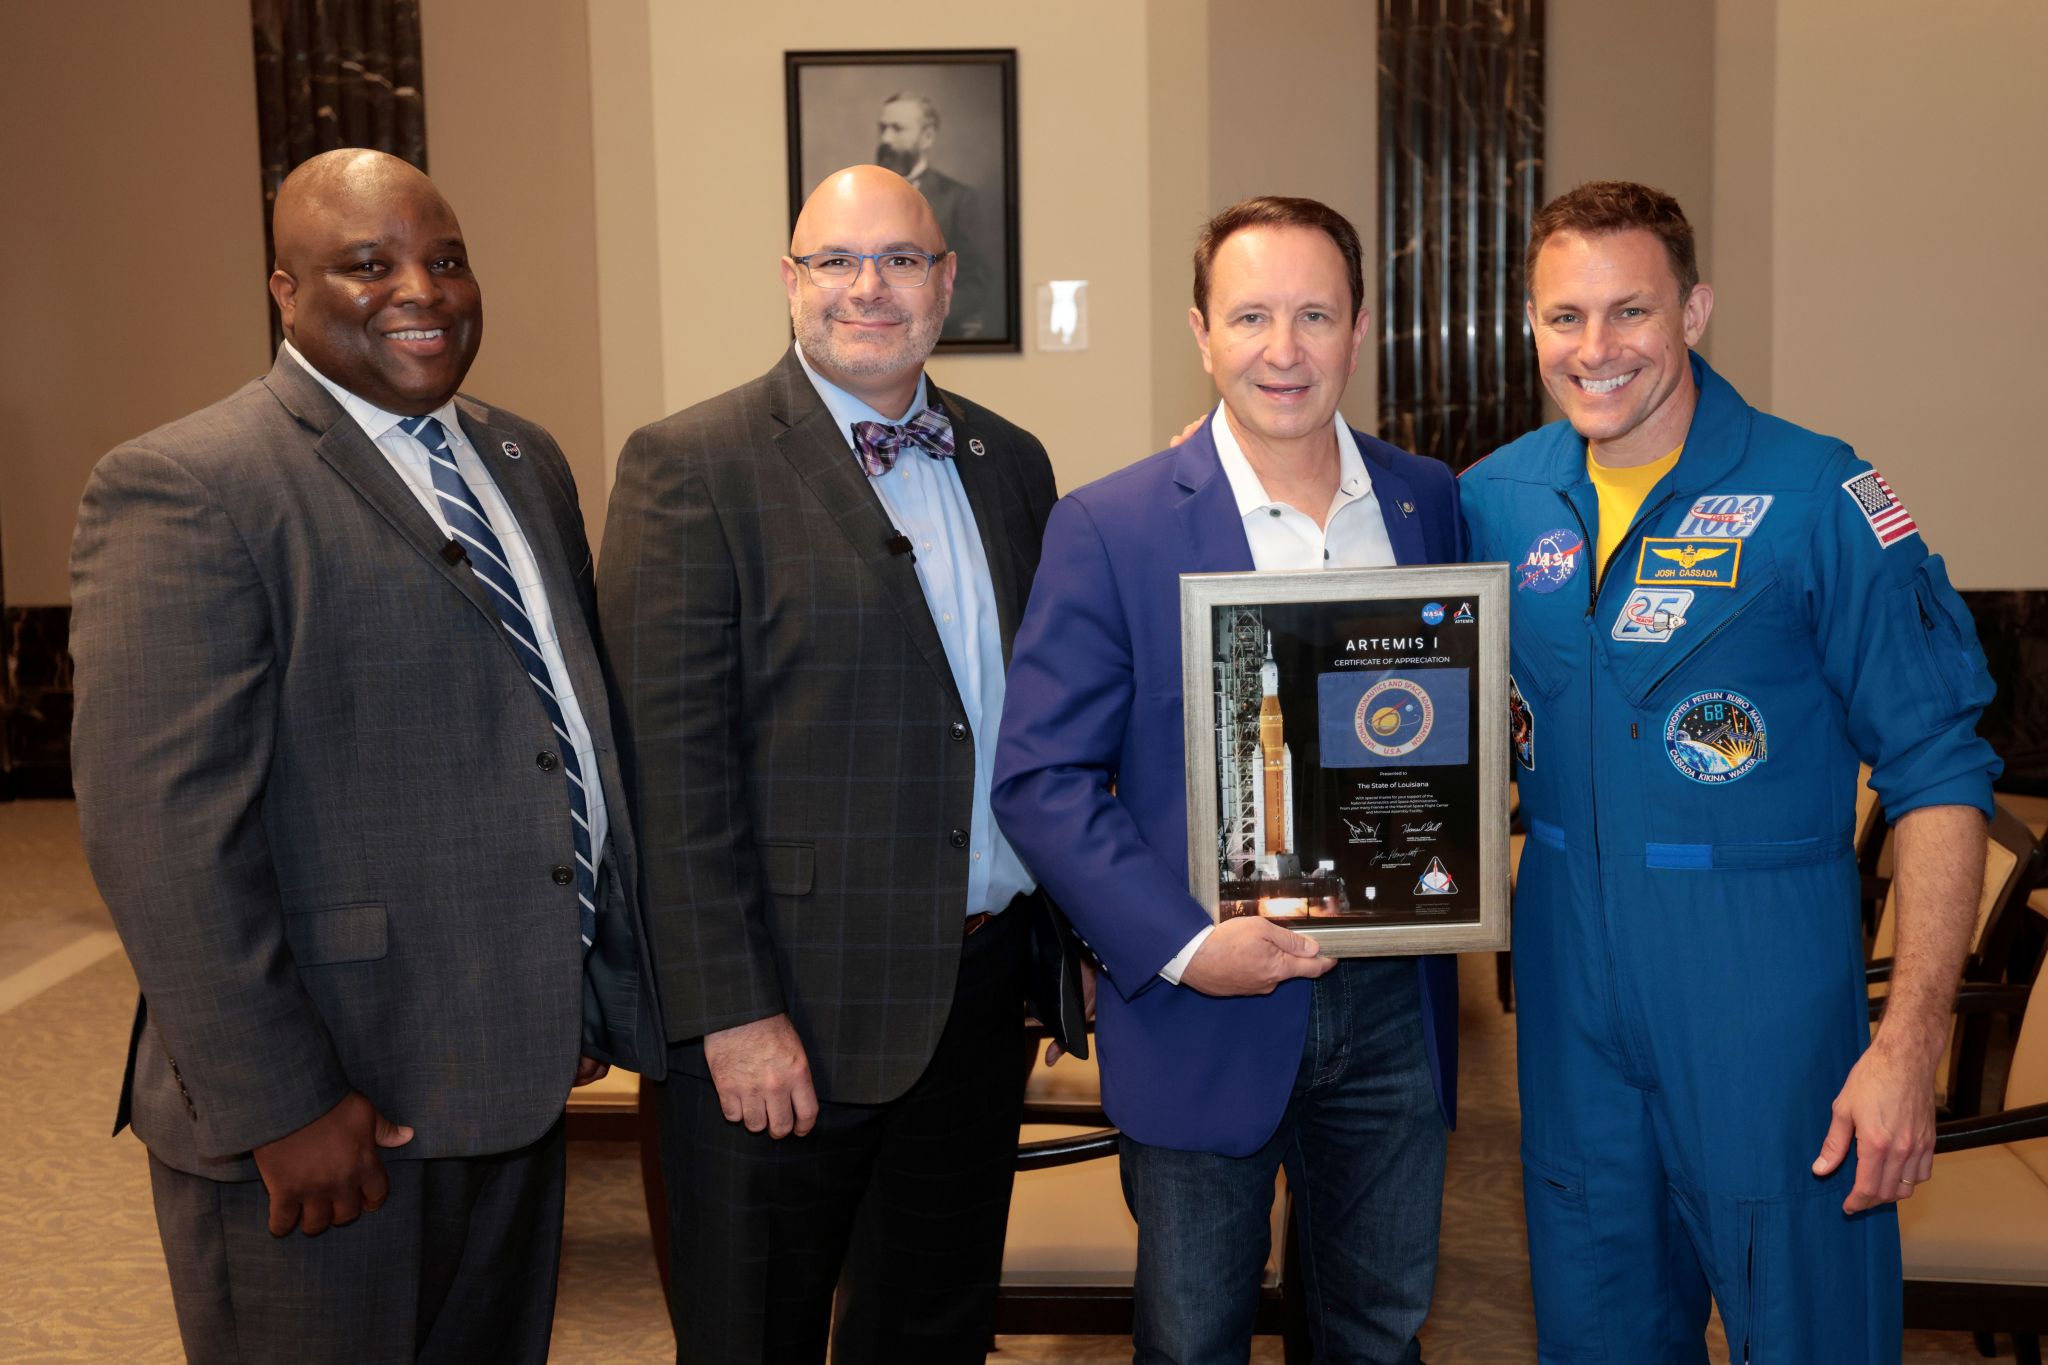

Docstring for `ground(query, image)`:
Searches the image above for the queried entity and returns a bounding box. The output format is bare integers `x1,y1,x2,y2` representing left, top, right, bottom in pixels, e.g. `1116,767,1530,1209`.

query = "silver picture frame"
1180,563,1513,957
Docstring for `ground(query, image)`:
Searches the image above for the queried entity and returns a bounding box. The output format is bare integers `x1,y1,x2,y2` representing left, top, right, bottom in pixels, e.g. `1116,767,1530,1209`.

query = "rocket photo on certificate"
1180,564,1513,957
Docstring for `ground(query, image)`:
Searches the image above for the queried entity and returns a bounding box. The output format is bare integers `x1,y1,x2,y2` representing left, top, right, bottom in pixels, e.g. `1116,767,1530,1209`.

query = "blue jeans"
1119,957,1446,1365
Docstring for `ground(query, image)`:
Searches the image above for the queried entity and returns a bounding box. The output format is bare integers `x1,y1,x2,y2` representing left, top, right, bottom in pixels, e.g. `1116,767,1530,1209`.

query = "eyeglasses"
790,250,949,288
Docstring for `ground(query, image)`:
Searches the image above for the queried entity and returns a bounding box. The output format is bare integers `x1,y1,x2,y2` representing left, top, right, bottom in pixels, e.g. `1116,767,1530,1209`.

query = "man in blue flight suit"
1460,181,2000,1362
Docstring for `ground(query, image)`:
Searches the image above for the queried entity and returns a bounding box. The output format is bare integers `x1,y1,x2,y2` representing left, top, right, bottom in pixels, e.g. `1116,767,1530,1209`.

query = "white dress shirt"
281,341,608,884
1160,409,1398,983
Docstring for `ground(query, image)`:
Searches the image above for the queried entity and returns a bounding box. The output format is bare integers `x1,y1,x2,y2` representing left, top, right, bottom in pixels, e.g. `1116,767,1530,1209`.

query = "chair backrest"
1869,802,2033,964
2009,968,2048,1110
1853,765,1883,862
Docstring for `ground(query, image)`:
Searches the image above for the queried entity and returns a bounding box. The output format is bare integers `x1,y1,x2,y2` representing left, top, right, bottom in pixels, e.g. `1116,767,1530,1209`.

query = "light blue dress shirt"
794,344,1035,918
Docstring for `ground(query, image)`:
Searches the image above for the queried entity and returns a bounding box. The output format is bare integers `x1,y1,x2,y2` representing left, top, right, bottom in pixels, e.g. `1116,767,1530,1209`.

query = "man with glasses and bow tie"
70,148,664,1363
600,163,1084,1364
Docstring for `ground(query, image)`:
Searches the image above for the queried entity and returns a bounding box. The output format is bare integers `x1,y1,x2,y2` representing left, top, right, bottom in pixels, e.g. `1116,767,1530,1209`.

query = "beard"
792,283,952,379
874,142,918,176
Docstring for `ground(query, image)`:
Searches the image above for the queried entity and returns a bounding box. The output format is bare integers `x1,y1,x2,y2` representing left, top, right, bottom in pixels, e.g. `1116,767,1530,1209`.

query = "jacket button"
948,828,968,848
551,865,574,886
537,750,560,772
949,721,969,741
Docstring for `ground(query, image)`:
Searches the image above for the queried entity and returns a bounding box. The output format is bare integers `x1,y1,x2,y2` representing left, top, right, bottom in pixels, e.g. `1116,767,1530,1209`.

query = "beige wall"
1706,0,1775,406
1768,0,2047,589
1542,0,1716,421
1206,0,1380,429
616,3,1170,495
422,0,609,552
596,0,1384,500
12,0,2041,599
0,0,270,605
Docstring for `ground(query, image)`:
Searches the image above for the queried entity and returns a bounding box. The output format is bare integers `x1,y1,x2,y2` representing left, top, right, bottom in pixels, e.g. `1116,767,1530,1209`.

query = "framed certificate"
1180,564,1512,956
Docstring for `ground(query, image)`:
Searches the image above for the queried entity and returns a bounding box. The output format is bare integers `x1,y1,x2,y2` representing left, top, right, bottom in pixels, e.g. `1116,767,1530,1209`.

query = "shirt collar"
793,342,929,454
1209,408,1373,519
281,340,462,446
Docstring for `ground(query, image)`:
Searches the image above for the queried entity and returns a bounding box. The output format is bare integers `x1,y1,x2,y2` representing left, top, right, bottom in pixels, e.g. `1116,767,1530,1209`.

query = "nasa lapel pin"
501,440,522,460
1400,500,1415,516
968,437,987,457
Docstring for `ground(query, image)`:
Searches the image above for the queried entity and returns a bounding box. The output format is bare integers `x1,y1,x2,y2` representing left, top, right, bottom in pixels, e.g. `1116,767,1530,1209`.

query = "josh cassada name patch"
1635,537,1741,588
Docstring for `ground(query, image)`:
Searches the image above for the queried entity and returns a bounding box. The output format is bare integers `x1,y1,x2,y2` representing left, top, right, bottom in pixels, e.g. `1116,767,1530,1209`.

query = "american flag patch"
1841,469,1918,547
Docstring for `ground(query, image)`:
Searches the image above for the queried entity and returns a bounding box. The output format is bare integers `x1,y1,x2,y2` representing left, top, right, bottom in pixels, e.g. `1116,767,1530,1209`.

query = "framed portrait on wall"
785,48,1020,353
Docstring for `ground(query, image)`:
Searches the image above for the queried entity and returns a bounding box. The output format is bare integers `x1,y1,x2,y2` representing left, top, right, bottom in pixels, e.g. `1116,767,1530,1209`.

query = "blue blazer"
993,418,1464,1156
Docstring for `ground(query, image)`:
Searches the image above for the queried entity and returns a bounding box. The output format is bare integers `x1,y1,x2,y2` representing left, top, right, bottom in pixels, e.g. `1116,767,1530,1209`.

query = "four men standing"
68,149,2002,1365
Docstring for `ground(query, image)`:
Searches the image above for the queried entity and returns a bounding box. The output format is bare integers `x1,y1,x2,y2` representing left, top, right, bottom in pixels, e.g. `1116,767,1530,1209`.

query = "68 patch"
1664,689,1768,784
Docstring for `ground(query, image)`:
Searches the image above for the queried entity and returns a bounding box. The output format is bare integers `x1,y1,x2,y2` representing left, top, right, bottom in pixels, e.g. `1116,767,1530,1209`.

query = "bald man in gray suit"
70,149,663,1363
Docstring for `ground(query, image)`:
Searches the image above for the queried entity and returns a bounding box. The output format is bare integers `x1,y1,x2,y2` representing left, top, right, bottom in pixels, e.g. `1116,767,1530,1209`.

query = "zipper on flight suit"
1554,486,1667,1084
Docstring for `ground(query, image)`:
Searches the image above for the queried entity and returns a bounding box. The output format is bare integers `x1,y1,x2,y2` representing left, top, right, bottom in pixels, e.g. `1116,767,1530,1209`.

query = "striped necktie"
401,415,596,949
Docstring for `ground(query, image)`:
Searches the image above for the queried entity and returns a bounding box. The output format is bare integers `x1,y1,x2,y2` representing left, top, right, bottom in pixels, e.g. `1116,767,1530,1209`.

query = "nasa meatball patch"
1518,528,1585,593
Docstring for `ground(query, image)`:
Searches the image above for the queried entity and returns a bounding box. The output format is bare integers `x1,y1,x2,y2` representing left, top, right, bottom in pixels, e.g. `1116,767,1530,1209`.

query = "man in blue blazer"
994,197,1463,1364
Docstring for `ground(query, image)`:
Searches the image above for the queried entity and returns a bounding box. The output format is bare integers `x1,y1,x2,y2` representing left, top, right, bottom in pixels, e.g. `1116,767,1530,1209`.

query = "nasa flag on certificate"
1317,667,1471,768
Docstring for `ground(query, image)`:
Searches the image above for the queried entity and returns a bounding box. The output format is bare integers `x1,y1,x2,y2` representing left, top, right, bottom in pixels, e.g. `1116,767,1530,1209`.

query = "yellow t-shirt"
1588,445,1682,584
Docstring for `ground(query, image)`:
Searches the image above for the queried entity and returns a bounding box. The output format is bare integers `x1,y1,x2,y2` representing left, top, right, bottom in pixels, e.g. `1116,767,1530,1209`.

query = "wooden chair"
564,1068,671,1288
1854,764,1889,936
998,1037,1309,1360
1868,802,2044,1117
1899,960,2048,1364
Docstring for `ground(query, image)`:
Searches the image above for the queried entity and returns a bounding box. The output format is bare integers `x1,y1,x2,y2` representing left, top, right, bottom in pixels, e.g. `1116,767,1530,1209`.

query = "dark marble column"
1963,590,2048,794
3,607,74,799
1378,0,1544,470
252,0,428,345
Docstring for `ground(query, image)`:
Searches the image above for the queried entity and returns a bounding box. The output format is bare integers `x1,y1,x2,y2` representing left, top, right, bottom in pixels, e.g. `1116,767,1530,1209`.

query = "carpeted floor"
1,799,2006,1362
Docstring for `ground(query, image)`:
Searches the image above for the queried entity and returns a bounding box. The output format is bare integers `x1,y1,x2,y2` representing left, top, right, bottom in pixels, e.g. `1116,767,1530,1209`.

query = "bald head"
790,165,944,256
781,165,954,417
273,149,447,274
267,148,482,415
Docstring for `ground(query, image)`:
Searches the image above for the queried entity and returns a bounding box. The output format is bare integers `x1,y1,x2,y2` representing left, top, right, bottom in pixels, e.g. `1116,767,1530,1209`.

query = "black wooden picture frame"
785,48,1020,353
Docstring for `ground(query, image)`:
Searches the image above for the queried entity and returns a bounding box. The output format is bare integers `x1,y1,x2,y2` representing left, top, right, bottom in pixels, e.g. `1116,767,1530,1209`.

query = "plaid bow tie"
851,408,956,477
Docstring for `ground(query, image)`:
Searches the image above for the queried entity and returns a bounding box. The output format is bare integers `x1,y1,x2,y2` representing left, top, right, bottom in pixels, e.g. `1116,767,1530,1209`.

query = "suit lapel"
455,400,611,723
1361,441,1427,566
929,382,1024,660
265,355,503,628
1171,421,1257,573
767,352,963,706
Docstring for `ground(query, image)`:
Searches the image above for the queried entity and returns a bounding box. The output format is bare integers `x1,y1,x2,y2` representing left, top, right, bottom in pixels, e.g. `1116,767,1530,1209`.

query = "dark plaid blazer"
599,347,1078,1105
71,352,665,1181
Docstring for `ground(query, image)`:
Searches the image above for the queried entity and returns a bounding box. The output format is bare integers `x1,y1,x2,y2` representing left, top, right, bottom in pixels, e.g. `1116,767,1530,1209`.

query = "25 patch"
1611,589,1695,644
1635,537,1741,588
1673,493,1773,538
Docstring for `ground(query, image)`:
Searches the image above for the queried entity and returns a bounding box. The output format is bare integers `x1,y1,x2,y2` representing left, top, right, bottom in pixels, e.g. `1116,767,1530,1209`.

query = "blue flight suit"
1460,353,1999,1363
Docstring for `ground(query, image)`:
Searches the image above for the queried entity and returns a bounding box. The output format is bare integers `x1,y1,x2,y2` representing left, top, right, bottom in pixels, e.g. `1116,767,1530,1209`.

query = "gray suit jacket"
70,352,665,1181
599,348,1079,1105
